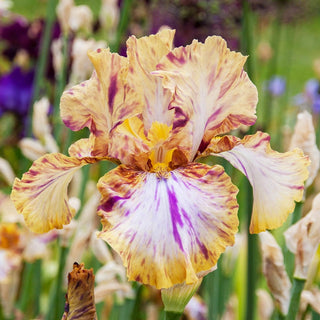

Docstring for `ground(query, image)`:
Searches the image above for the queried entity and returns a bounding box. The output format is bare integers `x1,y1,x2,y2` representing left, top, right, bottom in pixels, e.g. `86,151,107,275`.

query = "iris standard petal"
88,47,140,125
97,163,239,289
11,153,89,233
206,132,309,233
126,29,175,131
154,36,257,158
60,71,110,157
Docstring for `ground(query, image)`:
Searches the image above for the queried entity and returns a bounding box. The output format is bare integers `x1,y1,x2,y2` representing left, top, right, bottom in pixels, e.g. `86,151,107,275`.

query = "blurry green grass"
252,15,320,121
11,0,101,20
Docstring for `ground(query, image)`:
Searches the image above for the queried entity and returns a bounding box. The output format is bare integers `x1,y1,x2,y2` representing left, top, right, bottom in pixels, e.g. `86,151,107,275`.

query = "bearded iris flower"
11,29,309,289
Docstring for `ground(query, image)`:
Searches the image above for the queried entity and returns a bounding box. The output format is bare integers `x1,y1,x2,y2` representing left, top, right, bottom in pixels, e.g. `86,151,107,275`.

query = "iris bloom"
11,29,309,289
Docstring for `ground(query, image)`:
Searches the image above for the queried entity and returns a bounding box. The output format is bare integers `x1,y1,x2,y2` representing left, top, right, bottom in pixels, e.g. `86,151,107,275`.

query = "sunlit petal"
108,117,151,168
60,71,110,157
97,163,238,288
88,47,140,124
11,153,90,233
61,71,107,133
206,132,309,233
126,29,175,131
154,36,257,158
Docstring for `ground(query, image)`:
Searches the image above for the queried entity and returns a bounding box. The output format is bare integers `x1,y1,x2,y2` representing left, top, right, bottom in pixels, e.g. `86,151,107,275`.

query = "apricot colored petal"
11,153,91,233
68,137,117,164
60,72,110,156
208,132,309,233
97,163,239,289
108,117,151,168
88,48,141,125
126,29,175,130
154,36,257,158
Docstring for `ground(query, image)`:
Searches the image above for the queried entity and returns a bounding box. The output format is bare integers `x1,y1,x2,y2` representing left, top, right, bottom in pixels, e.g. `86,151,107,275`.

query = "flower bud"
161,279,202,314
290,111,319,188
285,193,320,280
259,231,291,315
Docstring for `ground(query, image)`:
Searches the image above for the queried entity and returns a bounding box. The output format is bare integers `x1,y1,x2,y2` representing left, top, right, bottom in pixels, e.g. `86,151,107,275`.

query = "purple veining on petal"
99,196,124,212
249,133,270,149
218,73,238,99
205,107,222,127
196,237,209,259
167,49,187,65
171,106,189,129
167,185,184,251
108,73,117,114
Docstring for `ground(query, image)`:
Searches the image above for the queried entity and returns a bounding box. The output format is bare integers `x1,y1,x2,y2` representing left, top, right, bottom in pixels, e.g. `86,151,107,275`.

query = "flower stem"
285,278,305,320
33,259,42,316
312,310,320,319
204,263,220,320
262,8,283,132
17,262,34,314
0,300,5,320
110,0,133,52
164,311,183,320
246,232,258,320
284,202,303,278
290,201,303,225
28,0,58,136
45,241,68,320
243,178,258,320
54,33,70,144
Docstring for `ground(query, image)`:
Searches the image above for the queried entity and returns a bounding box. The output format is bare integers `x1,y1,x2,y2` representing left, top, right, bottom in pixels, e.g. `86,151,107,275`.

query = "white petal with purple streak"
97,163,238,288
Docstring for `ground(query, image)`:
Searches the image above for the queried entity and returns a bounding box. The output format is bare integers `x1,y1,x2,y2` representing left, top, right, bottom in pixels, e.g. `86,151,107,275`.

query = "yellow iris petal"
0,223,20,250
147,121,172,145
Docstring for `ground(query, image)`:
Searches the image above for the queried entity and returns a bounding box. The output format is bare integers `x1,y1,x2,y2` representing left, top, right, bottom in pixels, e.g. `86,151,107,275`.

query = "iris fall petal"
206,132,309,233
11,153,90,233
97,162,239,289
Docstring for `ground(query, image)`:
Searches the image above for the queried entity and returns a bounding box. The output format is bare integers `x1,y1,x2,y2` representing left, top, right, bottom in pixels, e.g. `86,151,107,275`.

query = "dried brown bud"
61,262,97,320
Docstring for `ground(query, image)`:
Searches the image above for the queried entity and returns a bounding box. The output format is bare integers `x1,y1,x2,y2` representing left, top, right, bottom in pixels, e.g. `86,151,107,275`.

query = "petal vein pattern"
209,132,309,233
154,36,258,158
97,163,239,289
11,153,89,233
126,29,175,131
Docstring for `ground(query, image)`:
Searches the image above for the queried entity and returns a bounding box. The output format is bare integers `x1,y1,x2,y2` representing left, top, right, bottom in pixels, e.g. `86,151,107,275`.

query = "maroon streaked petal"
154,36,258,158
208,132,310,233
97,162,239,288
11,153,94,233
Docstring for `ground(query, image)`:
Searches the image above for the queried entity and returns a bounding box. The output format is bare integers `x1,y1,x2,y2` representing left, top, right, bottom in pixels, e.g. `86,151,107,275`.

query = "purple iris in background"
267,76,286,97
0,66,34,135
294,79,320,114
0,15,61,81
305,79,320,113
